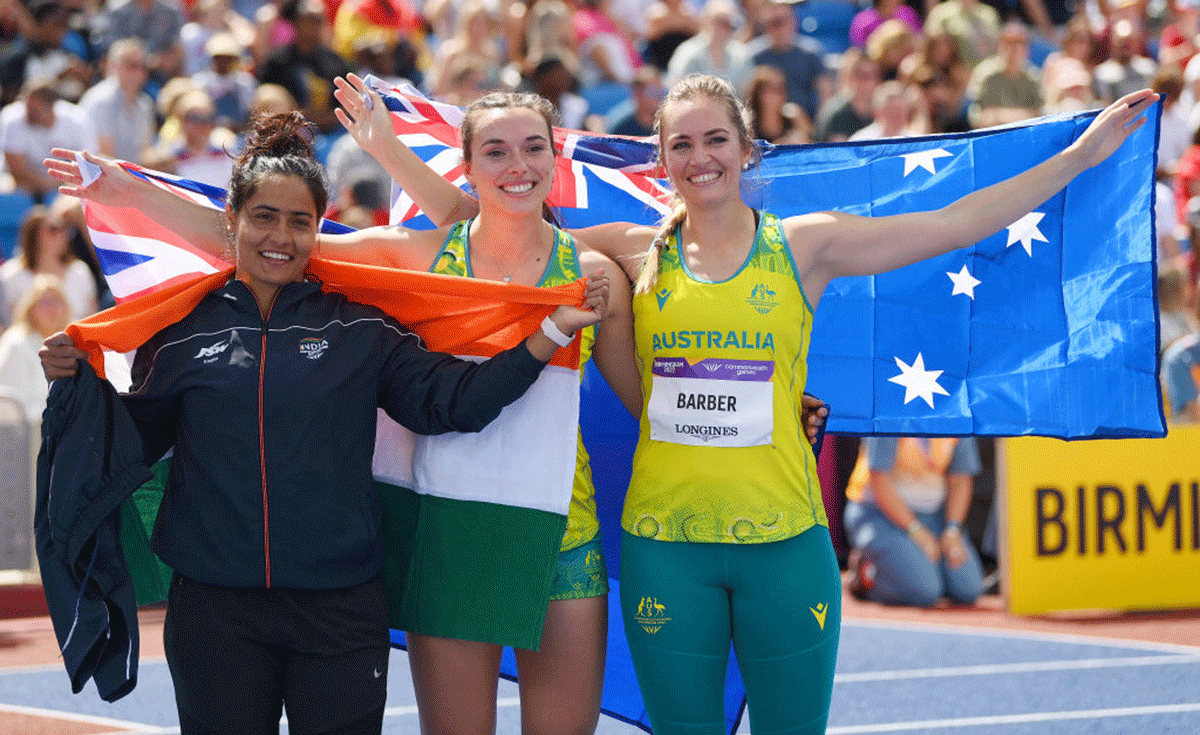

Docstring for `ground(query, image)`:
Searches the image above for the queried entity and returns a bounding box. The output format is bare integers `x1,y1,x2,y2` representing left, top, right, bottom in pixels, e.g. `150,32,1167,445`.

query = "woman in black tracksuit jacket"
39,112,610,735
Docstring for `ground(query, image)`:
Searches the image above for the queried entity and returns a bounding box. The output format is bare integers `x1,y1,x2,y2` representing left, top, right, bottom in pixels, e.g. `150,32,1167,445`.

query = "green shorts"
549,535,609,601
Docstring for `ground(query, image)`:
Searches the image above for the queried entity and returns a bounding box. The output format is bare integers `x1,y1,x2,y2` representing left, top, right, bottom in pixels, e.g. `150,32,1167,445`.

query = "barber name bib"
647,356,775,447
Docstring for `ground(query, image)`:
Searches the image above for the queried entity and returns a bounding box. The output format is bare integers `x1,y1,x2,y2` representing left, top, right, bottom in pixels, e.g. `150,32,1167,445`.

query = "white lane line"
57,696,525,735
0,657,168,676
826,702,1200,733
843,618,1200,656
0,703,176,732
836,654,1200,683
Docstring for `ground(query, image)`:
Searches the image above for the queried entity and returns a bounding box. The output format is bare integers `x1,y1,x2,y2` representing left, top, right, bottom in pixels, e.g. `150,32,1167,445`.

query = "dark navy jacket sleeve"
376,324,548,436
121,331,183,464
34,362,153,702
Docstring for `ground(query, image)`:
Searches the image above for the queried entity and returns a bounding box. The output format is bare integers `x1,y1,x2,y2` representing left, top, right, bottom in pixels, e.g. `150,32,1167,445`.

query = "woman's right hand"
39,332,87,382
550,271,611,335
43,148,142,206
333,73,397,158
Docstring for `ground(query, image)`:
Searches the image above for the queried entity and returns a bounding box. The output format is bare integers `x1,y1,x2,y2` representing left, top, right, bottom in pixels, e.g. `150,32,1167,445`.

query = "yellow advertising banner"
1000,425,1200,615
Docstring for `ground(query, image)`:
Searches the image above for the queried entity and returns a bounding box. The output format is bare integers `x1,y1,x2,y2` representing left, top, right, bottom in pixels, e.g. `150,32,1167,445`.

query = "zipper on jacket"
259,291,281,588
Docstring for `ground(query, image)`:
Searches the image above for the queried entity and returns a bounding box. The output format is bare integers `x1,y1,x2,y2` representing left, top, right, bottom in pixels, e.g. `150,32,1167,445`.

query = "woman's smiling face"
463,106,556,217
659,96,752,207
230,172,318,297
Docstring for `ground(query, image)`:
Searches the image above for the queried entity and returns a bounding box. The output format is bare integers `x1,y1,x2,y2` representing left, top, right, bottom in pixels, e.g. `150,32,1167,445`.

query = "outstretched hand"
1069,89,1160,171
333,73,396,157
43,148,139,205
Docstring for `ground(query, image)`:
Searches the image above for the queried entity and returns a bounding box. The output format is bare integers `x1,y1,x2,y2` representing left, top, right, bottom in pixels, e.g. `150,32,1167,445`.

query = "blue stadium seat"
0,190,34,261
794,0,862,55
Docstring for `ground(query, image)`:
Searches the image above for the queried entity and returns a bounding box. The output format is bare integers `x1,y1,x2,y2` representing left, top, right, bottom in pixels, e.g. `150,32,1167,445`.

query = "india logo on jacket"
299,336,329,360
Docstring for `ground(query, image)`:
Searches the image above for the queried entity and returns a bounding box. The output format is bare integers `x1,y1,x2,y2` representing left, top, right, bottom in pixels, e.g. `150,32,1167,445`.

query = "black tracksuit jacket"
124,278,547,590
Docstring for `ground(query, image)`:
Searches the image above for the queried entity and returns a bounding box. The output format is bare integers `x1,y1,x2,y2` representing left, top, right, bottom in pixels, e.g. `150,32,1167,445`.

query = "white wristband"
540,315,574,347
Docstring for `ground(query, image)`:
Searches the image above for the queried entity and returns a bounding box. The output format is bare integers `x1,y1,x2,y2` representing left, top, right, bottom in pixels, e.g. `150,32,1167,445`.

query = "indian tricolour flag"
74,167,586,651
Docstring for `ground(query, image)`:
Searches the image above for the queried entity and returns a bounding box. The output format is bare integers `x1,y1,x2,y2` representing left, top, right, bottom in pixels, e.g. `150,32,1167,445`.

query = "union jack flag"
366,78,673,229
83,162,351,302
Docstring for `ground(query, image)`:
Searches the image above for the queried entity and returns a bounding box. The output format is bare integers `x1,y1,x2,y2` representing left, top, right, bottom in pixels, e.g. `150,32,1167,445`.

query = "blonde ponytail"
634,201,686,295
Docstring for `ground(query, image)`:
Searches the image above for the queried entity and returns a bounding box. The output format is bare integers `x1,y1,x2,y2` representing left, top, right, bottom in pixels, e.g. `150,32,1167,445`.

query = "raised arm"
334,74,480,227
791,90,1160,303
44,149,230,259
44,147,444,270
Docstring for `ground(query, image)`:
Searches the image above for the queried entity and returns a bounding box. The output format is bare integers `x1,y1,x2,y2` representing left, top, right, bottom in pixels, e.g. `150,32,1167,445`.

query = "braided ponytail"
634,199,686,295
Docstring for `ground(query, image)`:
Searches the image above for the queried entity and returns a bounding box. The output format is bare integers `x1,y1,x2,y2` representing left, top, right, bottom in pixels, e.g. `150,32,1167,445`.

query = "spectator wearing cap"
1,78,96,203
180,0,256,76
745,0,830,121
965,20,1042,129
665,0,753,95
257,0,350,132
0,0,90,106
1039,16,1095,110
192,33,257,131
79,39,155,163
850,80,920,140
608,65,664,137
1093,19,1158,104
94,0,186,81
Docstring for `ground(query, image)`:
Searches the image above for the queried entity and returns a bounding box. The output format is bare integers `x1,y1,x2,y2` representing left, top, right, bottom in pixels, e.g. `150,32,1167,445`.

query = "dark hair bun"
240,111,316,162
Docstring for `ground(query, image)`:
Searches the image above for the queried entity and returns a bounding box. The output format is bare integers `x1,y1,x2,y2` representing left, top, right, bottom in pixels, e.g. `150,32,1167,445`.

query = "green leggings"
619,527,841,735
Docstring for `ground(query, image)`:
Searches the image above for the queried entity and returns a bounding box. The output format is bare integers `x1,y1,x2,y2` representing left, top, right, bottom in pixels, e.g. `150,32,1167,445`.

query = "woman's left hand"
1069,89,1160,171
550,271,611,335
333,73,396,158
